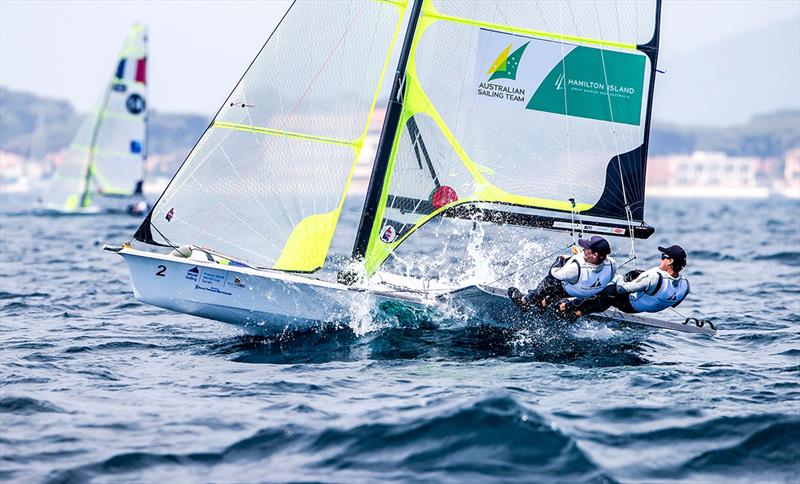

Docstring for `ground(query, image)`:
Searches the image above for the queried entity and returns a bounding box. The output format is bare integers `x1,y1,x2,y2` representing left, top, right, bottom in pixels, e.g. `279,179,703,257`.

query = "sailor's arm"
550,256,580,284
616,270,659,294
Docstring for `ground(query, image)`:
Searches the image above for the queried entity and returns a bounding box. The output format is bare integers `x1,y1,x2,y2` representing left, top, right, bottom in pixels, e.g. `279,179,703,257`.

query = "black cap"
578,235,611,256
658,245,687,262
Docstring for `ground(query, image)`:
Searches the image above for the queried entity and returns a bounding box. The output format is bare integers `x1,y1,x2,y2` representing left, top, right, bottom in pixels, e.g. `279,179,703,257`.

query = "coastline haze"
0,0,798,126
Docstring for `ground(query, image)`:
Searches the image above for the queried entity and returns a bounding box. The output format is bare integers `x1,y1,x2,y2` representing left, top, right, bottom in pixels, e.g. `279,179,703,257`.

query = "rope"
591,5,638,267
669,307,715,330
374,244,573,296
484,244,573,287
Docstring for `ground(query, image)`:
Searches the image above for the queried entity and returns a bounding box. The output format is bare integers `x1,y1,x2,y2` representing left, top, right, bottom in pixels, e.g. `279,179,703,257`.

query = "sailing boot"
508,287,532,312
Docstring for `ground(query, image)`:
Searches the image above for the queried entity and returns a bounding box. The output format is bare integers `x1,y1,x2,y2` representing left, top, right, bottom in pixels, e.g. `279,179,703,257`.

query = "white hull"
115,247,433,333
112,247,715,336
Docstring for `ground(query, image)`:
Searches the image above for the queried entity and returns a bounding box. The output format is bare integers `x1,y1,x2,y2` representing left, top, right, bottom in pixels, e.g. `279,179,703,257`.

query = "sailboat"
42,24,149,214
107,1,715,336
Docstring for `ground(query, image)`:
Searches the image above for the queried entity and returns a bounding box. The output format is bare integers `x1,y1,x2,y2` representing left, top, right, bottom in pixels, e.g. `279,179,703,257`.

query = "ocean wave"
0,396,66,415
673,416,800,481
46,395,612,483
753,251,800,263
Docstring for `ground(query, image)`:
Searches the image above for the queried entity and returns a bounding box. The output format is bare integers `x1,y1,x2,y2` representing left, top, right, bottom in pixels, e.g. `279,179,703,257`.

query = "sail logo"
486,42,529,81
126,93,146,115
380,224,397,243
477,40,528,103
555,73,565,91
527,45,646,126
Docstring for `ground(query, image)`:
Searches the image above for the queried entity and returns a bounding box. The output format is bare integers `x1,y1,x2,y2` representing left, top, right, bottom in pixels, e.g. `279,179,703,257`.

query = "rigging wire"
375,244,572,296
593,1,638,267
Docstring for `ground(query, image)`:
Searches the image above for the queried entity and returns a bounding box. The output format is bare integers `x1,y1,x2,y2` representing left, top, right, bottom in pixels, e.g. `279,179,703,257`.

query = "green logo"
487,42,529,81
527,46,646,126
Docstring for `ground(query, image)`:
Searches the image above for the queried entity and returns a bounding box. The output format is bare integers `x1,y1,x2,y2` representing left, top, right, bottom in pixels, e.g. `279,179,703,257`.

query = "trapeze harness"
629,269,690,313
561,254,615,298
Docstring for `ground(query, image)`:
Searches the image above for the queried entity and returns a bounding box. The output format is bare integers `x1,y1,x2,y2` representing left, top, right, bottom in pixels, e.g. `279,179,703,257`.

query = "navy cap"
658,245,687,262
578,235,611,256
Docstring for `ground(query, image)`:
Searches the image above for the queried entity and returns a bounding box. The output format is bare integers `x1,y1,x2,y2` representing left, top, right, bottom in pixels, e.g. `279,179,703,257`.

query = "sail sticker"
130,140,142,154
380,224,398,243
552,221,626,235
165,208,174,221
126,94,146,114
474,29,646,125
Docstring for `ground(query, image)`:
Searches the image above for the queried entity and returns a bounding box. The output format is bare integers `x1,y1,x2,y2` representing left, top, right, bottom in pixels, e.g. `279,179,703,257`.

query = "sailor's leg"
527,275,567,309
609,294,637,313
557,295,614,319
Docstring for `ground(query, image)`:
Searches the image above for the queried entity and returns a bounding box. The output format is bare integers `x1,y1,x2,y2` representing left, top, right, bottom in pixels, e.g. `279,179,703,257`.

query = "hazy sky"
1,0,799,122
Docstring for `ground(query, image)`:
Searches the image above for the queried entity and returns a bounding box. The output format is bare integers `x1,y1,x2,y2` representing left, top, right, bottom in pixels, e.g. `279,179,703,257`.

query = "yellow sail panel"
274,210,340,271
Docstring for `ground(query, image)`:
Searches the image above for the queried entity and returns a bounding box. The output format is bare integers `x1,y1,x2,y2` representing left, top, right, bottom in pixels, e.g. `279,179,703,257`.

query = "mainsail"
354,0,662,275
43,24,148,210
134,0,408,272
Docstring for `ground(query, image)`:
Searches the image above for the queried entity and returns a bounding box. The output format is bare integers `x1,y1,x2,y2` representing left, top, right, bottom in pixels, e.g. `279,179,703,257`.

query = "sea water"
1,194,798,483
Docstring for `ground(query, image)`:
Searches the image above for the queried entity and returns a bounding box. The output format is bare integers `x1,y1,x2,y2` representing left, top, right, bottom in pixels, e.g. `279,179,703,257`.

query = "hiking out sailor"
557,245,690,318
508,235,617,312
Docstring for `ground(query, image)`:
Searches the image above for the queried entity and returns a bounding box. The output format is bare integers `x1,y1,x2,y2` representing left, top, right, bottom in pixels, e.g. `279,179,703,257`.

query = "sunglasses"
661,254,672,260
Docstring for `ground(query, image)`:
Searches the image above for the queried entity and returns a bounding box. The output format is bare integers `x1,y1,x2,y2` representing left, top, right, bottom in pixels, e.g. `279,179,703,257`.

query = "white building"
648,151,769,198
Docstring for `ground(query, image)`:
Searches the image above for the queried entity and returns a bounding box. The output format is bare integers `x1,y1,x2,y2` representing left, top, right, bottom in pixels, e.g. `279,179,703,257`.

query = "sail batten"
423,12,638,50
212,121,361,148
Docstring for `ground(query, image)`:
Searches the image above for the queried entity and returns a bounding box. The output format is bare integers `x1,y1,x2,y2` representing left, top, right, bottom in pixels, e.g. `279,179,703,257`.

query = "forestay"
357,0,661,275
43,24,148,210
135,0,408,272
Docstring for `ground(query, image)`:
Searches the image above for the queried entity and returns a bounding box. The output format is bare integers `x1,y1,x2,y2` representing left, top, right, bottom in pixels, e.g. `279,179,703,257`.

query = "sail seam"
423,11,637,50
212,121,360,148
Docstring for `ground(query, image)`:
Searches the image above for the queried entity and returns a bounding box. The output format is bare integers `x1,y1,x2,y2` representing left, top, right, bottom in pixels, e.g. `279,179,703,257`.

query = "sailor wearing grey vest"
508,236,616,312
558,245,690,317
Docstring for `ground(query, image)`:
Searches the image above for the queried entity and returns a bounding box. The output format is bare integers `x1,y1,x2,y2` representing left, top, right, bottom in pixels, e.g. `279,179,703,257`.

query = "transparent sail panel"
140,0,406,271
361,0,658,273
93,25,147,195
431,0,656,46
41,115,96,210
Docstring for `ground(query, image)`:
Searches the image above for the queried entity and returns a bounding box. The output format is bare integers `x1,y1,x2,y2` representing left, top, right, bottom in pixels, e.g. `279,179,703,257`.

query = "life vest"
629,269,690,312
561,253,616,297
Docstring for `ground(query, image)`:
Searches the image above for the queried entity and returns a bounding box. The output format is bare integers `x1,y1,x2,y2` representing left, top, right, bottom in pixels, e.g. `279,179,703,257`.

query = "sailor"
508,235,617,312
557,245,691,318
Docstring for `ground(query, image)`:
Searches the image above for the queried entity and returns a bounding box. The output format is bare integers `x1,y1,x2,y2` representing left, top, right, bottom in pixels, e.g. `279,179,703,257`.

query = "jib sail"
134,1,408,271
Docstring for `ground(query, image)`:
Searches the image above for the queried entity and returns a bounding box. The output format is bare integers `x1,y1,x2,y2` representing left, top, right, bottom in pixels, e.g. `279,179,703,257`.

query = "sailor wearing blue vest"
508,235,617,312
557,245,691,317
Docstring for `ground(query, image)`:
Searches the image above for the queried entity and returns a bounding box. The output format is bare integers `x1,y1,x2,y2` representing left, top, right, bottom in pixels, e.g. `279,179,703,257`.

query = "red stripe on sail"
135,58,147,83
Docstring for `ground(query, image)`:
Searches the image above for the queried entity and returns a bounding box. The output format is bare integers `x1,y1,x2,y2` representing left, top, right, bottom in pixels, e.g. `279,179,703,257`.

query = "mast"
637,0,662,218
351,0,424,260
79,82,113,208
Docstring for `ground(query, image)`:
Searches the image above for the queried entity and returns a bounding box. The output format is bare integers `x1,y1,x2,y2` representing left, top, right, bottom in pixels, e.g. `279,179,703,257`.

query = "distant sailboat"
107,1,714,336
42,24,149,214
